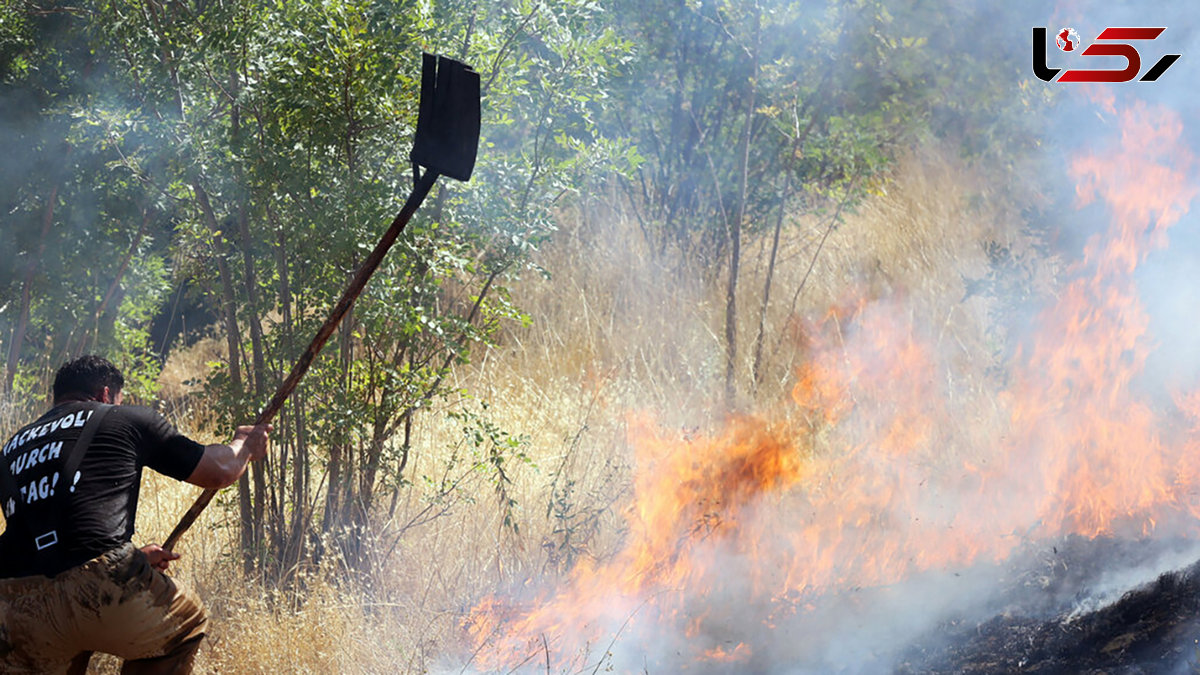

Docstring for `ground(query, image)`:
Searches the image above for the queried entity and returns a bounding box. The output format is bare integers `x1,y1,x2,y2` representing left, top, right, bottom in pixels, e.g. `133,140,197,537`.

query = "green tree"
0,4,175,404
35,0,636,579
604,0,1042,403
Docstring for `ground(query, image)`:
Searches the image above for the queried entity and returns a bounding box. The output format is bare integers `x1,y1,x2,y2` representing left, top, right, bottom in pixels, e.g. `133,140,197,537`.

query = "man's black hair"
52,355,125,401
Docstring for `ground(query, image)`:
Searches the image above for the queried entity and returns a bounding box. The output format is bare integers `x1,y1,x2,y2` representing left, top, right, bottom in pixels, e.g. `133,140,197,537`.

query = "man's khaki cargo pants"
0,543,207,674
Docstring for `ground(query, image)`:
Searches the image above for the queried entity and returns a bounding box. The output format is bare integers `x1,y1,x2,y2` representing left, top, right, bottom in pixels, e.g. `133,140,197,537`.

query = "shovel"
163,53,480,551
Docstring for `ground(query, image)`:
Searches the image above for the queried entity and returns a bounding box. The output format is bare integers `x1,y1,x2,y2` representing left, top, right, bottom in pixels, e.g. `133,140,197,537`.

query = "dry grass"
70,140,1034,673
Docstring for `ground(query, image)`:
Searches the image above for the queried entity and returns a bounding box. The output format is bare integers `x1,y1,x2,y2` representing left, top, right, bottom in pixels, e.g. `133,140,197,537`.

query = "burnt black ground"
897,536,1200,674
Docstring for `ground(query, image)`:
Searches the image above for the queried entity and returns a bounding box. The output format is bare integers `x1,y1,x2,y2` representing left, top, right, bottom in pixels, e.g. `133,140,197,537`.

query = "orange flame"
1006,102,1198,540
466,100,1197,671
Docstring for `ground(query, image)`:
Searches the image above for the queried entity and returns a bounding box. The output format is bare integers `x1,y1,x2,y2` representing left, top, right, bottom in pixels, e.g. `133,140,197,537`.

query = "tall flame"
1007,101,1198,539
465,100,1197,671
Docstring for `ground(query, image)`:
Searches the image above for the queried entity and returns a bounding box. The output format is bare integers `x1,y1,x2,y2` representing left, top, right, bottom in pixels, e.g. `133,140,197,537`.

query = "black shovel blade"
410,53,480,182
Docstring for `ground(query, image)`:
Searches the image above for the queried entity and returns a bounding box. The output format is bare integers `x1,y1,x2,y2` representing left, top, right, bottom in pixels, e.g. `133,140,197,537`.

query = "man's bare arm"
185,424,272,489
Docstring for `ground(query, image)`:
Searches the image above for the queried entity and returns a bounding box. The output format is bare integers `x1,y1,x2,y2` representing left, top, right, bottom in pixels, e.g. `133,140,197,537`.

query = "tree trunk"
271,210,303,571
388,410,414,519
723,6,760,407
236,202,270,565
64,208,153,360
273,211,310,573
322,310,356,540
752,171,791,390
229,64,271,569
5,159,66,394
359,411,387,530
191,178,254,574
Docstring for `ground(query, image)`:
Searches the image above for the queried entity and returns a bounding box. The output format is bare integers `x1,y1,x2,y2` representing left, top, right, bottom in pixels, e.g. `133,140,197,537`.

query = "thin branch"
481,2,542,98
772,176,860,357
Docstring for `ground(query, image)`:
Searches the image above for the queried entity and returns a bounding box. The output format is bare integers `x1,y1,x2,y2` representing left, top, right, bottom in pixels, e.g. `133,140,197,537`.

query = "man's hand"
140,543,181,572
232,423,273,461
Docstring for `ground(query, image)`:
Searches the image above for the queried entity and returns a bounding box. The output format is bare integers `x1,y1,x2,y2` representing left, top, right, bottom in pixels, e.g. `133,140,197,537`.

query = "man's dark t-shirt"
0,401,204,578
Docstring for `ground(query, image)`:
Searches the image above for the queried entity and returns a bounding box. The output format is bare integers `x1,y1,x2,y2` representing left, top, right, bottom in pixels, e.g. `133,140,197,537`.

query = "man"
0,355,271,673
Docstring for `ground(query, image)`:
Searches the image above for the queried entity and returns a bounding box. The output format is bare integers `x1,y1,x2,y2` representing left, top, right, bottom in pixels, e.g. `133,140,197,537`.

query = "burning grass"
117,137,1036,672
75,97,1197,673
456,100,1200,672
